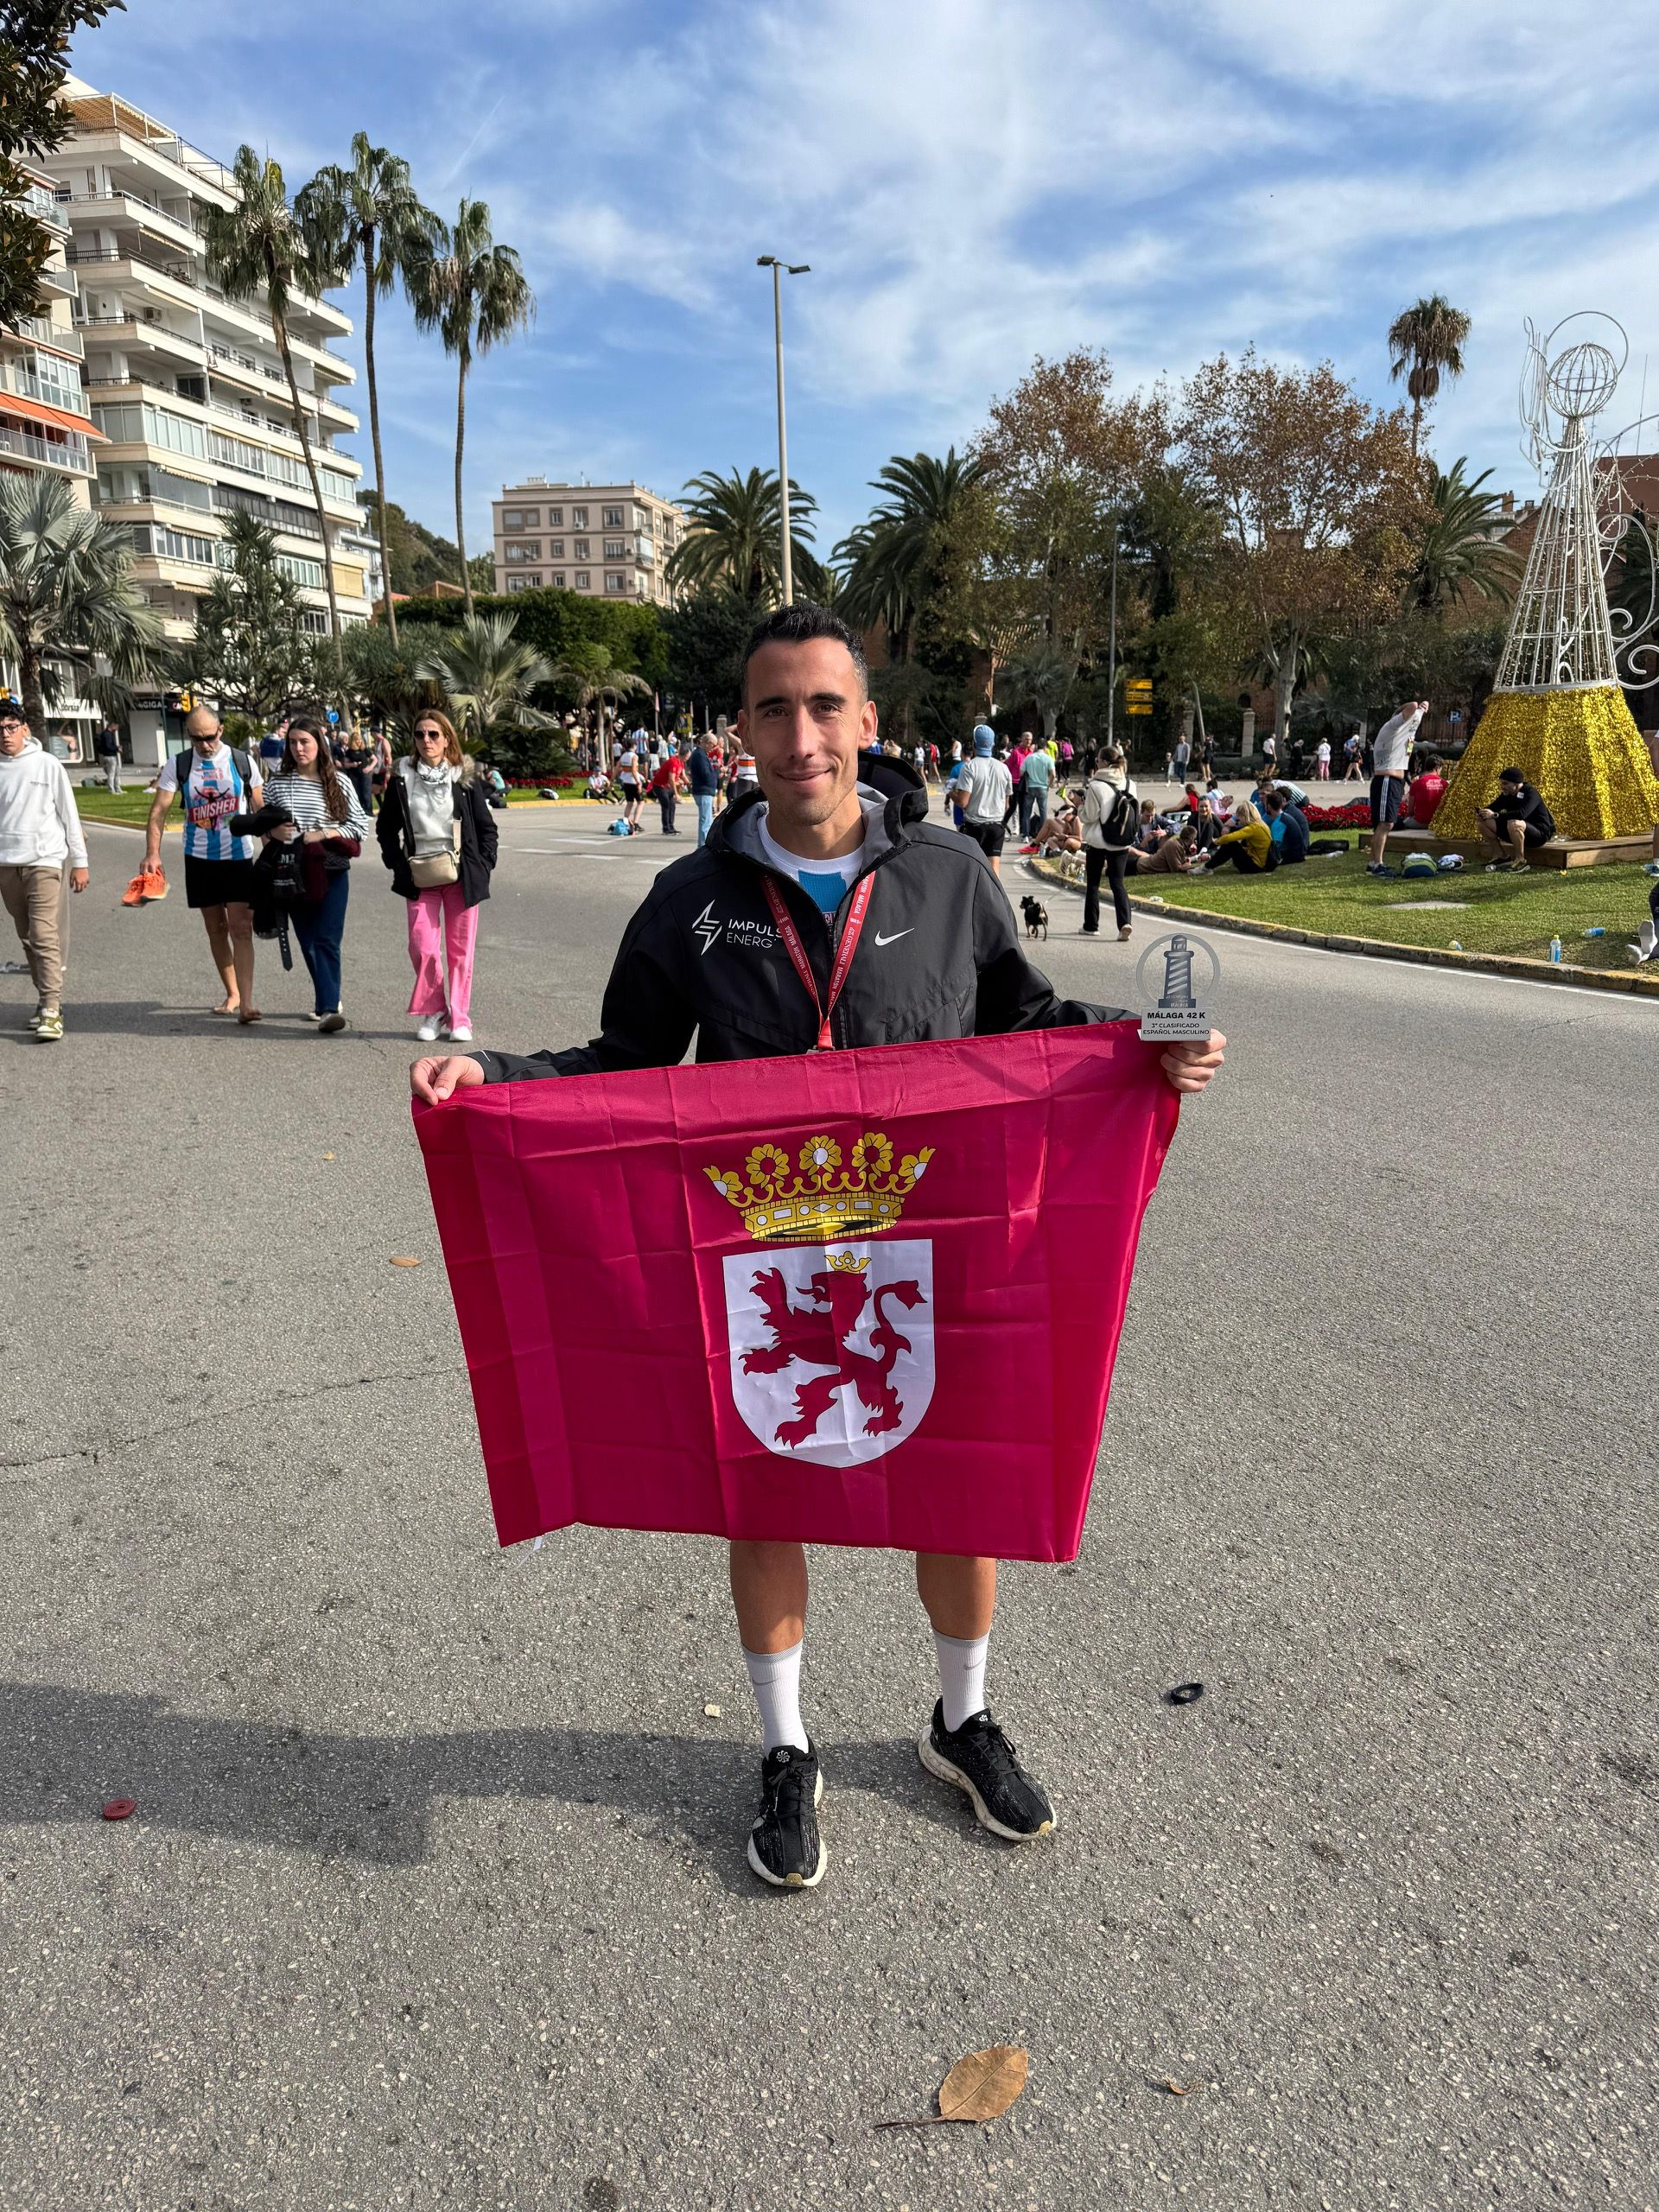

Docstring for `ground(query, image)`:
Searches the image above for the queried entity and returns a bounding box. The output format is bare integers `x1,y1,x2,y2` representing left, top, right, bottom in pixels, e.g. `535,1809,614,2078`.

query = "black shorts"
1495,817,1550,849
961,818,1006,859
184,855,256,910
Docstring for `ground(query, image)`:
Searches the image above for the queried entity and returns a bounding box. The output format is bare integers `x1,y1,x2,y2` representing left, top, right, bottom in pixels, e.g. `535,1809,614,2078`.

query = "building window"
632,507,650,531
505,541,542,561
602,505,625,527
547,506,563,525
570,505,588,526
574,538,590,559
605,571,626,593
549,539,564,557
501,507,538,530
603,539,626,560
574,570,590,590
551,571,566,588
505,573,543,591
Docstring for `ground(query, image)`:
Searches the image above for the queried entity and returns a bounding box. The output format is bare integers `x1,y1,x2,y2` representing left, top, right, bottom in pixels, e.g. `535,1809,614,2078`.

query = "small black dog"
1020,894,1048,941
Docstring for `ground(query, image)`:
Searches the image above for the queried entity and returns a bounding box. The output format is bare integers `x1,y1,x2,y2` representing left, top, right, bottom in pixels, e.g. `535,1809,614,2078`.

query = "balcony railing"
37,264,79,298
24,186,70,232
5,315,83,359
0,420,93,474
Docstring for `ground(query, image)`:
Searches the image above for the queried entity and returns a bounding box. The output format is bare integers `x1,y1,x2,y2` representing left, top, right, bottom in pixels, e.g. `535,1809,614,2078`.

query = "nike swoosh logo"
873,929,912,947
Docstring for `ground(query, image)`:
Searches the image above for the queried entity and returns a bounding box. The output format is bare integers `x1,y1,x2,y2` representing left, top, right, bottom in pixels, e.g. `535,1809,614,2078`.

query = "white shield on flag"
721,1239,935,1468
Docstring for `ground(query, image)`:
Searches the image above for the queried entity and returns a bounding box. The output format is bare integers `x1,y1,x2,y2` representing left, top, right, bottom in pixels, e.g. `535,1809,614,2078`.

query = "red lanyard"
761,870,873,1050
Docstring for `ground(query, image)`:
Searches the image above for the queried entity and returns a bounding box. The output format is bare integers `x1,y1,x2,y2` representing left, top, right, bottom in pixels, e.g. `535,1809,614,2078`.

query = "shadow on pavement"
0,1682,776,1891
0,1002,415,1044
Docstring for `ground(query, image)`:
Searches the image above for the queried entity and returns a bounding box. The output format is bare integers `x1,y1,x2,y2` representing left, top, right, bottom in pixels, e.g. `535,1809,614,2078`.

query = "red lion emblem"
741,1265,926,1446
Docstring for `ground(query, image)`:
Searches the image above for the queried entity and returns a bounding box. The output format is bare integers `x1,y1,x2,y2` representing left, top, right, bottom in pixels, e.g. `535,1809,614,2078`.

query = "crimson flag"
416,1026,1176,1563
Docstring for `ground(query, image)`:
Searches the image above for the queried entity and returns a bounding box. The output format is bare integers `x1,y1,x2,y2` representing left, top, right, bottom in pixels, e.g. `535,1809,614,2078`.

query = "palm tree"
1001,637,1079,744
297,137,438,647
835,448,985,660
0,473,160,735
202,148,346,657
547,639,652,763
1388,295,1472,458
667,467,821,606
416,609,557,747
1410,459,1522,612
408,201,535,618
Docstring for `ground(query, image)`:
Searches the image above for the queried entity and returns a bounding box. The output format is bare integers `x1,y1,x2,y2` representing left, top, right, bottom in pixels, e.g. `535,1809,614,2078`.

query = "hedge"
395,587,668,688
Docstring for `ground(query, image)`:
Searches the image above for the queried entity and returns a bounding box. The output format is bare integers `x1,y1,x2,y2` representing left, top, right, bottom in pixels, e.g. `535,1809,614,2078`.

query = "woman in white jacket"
0,704,89,1039
1078,744,1136,941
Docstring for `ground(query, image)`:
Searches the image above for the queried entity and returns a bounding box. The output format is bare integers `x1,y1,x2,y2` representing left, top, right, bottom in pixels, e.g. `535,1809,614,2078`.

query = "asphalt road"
3,804,1655,2212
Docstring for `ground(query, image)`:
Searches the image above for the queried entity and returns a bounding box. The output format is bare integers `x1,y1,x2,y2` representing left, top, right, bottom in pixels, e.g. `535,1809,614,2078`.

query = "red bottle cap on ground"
101,1798,137,1821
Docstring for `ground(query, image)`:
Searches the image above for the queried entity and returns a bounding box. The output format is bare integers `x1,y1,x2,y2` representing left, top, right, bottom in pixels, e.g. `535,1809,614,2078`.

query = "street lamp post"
757,255,810,604
1106,519,1120,751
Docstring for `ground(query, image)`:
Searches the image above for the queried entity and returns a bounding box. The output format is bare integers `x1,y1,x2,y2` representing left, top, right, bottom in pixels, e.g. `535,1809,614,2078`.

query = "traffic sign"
1125,703,1153,715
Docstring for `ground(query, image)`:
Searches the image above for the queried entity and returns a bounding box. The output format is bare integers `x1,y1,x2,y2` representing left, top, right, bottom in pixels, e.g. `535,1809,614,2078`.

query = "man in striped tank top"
143,706,264,1021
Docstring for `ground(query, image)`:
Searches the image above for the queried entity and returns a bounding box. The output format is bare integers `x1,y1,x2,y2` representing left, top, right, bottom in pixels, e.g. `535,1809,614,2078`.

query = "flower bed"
1303,800,1371,828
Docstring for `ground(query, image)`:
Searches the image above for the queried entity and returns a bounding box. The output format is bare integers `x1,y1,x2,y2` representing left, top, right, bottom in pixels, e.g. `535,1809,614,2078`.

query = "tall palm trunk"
273,302,346,718
362,223,397,644
17,637,46,740
454,351,472,617
1410,392,1422,458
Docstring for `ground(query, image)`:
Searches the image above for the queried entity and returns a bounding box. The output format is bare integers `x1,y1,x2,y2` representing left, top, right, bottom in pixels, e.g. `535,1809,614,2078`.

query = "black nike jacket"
468,767,1128,1082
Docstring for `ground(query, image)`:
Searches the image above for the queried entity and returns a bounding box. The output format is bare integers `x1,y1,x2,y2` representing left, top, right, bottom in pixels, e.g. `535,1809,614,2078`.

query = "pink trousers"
405,883,479,1024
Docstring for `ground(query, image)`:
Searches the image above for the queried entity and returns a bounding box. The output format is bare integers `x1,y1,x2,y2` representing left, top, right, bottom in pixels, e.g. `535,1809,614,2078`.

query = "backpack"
1086,776,1140,849
175,747,255,797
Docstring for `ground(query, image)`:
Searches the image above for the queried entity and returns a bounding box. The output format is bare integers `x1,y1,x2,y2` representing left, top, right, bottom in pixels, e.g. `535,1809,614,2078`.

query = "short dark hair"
1498,765,1524,783
1260,789,1284,812
741,601,868,702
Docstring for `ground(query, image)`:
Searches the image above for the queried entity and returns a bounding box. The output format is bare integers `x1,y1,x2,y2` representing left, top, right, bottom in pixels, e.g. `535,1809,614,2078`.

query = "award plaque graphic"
1135,931,1220,1043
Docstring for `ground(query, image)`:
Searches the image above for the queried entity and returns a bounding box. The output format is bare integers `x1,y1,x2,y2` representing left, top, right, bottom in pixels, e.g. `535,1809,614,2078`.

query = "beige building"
41,78,370,763
0,154,103,751
492,478,685,607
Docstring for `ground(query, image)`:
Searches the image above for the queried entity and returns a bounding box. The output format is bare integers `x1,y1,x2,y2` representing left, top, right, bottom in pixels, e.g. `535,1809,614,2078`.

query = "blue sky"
73,0,1659,559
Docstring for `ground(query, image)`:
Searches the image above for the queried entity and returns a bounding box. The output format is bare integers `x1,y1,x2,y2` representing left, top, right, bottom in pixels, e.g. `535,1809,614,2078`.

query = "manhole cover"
1387,899,1469,909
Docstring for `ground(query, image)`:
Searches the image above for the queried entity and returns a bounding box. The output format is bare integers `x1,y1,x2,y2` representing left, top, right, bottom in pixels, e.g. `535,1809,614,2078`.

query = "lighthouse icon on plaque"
1135,931,1220,1042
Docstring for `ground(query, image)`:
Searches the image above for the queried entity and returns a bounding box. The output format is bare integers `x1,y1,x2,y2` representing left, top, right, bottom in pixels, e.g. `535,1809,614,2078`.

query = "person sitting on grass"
1407,751,1447,826
1203,798,1278,874
1135,823,1200,874
1478,766,1555,871
1026,795,1083,856
1259,788,1309,864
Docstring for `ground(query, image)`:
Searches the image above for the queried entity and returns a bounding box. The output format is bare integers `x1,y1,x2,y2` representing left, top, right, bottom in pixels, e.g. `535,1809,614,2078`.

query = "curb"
1024,858,1659,1001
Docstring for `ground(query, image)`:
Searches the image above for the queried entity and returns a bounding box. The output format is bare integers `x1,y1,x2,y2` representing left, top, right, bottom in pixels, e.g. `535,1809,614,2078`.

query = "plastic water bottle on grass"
1548,936,1562,963
1582,927,1605,938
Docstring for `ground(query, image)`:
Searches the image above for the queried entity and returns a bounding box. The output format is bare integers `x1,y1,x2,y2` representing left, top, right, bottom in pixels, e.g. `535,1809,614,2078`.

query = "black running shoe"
747,1740,826,1889
918,1701,1057,1841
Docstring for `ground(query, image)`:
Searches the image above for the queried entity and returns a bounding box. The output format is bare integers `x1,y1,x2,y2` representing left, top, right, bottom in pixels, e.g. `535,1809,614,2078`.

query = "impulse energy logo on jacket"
707,1132,935,1465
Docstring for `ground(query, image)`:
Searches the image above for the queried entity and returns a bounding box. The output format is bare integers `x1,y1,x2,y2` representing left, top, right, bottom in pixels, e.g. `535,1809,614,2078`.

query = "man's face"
0,713,29,757
1500,778,1522,796
189,718,222,754
738,639,875,830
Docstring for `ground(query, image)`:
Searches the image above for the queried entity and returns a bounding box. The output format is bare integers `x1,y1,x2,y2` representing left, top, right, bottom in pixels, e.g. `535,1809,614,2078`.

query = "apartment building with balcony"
0,157,104,748
41,79,371,763
492,478,685,607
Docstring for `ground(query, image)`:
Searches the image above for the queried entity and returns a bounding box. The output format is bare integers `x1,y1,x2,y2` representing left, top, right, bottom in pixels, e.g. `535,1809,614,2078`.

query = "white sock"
934,1630,990,1732
742,1640,807,1753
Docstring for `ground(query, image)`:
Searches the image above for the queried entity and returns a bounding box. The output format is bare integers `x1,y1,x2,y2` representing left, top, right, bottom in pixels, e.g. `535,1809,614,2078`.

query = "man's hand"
411,1054,486,1105
69,867,88,893
1161,1029,1225,1095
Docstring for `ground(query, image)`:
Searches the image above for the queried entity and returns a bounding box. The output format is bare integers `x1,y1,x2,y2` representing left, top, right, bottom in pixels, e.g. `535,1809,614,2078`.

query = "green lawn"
72,788,156,831
1103,849,1657,975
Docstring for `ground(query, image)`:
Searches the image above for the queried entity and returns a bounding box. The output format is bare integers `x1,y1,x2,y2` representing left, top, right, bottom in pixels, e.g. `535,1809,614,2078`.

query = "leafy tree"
408,200,535,617
543,639,652,762
1388,295,1471,459
0,1,121,327
0,471,158,734
1000,636,1080,745
1409,459,1522,612
667,467,823,605
173,510,321,721
202,148,346,660
297,138,439,647
1177,349,1424,744
396,583,665,688
660,585,753,721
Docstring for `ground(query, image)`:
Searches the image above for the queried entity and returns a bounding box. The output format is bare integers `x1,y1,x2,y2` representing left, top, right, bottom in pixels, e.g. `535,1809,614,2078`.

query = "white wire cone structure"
1497,315,1659,694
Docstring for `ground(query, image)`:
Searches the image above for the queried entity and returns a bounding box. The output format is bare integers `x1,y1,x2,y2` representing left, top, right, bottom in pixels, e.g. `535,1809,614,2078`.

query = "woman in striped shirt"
262,715,372,1033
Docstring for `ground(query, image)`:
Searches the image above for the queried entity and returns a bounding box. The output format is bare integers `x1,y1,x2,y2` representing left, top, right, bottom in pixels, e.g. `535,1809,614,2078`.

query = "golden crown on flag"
703,1131,934,1243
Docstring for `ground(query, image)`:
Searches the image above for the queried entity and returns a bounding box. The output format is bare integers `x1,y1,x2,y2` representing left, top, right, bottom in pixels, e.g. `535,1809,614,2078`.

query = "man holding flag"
412,603,1224,1891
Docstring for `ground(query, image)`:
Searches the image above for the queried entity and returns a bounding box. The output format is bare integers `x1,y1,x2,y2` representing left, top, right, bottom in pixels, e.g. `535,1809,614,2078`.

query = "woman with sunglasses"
376,709,498,1043
261,714,372,1033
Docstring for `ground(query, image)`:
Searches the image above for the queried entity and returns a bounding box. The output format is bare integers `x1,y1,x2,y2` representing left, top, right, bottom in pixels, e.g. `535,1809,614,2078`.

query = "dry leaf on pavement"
388,1256,423,1268
876,2044,1029,2127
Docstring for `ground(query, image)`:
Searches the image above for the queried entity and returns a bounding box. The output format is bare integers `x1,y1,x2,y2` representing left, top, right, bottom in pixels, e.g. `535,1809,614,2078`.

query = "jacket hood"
0,738,43,764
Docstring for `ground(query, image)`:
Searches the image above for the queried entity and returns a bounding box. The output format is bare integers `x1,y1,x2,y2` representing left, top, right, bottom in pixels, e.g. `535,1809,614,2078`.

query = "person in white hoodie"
0,702,89,1040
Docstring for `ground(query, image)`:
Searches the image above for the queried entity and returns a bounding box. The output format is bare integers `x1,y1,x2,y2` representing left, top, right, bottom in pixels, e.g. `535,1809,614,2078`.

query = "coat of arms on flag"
416,1027,1179,1562
706,1131,935,1467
